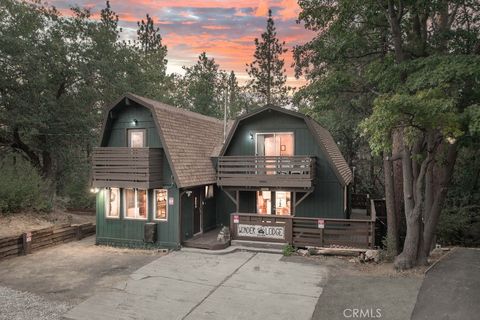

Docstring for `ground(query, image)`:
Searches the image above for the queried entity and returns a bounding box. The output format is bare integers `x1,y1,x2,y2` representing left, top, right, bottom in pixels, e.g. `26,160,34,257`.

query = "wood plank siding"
92,147,164,189
217,156,315,188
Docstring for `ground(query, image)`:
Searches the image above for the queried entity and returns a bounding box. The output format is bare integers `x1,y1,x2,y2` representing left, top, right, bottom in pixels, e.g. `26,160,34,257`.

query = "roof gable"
100,93,224,188
219,106,353,186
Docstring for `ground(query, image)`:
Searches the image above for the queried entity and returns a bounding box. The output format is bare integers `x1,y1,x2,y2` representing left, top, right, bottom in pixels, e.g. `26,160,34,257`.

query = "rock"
297,249,309,256
348,258,357,263
359,252,366,262
217,226,230,242
365,250,380,262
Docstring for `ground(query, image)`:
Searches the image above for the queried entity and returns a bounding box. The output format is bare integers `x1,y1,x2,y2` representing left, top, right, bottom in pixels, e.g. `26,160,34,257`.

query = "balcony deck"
217,156,315,189
91,147,163,189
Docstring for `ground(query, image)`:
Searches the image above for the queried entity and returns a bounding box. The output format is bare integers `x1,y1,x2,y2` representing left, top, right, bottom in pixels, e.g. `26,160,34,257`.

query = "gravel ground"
0,286,72,320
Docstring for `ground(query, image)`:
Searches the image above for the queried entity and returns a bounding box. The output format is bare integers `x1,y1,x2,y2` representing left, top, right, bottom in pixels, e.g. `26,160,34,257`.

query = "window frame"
105,187,120,219
127,128,147,148
153,189,168,222
123,188,149,220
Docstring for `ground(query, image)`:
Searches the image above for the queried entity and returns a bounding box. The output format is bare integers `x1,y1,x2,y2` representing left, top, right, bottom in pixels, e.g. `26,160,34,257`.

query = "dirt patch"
285,248,450,279
0,211,95,238
0,236,162,306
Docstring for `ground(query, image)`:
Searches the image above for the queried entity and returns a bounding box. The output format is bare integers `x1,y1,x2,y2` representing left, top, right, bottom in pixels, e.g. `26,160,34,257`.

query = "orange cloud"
278,0,299,20
255,0,269,17
202,25,231,30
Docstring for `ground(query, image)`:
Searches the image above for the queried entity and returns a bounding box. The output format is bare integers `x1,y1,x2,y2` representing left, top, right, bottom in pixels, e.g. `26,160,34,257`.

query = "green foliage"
437,205,480,247
247,9,290,106
282,244,295,256
380,235,398,262
179,52,224,117
361,55,480,155
0,154,51,214
0,0,173,210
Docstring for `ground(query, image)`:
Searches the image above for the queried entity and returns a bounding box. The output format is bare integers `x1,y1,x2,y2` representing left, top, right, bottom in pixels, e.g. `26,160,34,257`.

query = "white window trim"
153,189,168,222
105,188,120,219
254,132,295,156
123,188,148,220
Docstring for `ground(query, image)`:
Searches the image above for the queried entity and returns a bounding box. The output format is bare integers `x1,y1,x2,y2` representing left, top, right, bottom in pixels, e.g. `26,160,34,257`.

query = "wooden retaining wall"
0,223,95,261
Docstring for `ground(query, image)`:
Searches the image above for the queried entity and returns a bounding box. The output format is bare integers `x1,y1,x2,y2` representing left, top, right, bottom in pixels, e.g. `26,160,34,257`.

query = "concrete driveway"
64,251,327,320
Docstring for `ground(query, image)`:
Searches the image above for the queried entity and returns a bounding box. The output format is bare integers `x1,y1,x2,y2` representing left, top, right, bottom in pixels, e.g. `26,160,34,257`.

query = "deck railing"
230,213,375,249
91,147,163,189
217,156,315,188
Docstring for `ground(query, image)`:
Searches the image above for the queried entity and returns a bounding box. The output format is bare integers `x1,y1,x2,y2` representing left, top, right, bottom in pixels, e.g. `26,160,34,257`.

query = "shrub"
282,244,295,256
0,155,52,213
437,205,480,247
380,234,397,262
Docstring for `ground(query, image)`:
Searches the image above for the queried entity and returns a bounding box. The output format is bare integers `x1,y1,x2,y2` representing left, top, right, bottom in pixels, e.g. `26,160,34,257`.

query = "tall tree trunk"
395,147,422,270
392,130,404,237
384,157,398,254
421,143,458,259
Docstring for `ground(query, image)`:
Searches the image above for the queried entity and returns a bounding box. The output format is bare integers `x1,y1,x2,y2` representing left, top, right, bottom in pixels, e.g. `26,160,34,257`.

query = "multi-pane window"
124,188,147,219
154,189,168,221
105,188,120,218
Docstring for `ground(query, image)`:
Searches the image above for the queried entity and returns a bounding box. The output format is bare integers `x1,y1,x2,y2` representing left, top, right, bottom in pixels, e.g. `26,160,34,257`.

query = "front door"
193,189,202,235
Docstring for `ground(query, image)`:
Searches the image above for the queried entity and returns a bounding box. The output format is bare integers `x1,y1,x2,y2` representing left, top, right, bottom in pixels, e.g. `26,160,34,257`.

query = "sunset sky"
51,0,315,87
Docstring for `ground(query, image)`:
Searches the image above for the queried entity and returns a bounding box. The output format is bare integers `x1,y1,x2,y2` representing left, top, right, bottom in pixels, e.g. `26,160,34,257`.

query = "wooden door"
193,189,202,235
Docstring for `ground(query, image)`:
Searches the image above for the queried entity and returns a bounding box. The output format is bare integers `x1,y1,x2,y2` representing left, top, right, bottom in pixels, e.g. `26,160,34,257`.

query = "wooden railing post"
75,225,82,240
286,218,293,245
22,232,32,255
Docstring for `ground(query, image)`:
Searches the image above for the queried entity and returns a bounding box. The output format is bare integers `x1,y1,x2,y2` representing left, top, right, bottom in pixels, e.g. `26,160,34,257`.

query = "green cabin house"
91,93,353,249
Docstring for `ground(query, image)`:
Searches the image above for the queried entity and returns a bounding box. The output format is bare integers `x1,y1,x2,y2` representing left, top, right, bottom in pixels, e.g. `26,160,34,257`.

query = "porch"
182,227,230,250
91,147,164,189
217,156,316,189
230,213,376,249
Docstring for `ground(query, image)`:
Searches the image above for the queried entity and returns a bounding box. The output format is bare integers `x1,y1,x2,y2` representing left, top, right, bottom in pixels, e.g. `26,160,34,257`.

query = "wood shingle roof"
127,93,225,188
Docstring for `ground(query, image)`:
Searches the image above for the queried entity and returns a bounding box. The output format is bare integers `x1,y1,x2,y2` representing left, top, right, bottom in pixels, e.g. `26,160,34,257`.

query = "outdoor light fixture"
249,132,254,140
132,119,138,126
90,188,100,193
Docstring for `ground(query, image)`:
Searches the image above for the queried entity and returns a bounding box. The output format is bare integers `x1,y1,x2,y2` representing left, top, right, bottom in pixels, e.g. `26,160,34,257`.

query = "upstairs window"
124,188,148,219
128,129,146,148
154,189,168,221
105,188,120,218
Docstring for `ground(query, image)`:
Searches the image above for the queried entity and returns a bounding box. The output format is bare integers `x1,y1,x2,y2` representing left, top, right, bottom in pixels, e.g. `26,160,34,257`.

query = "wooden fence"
0,223,95,261
230,213,376,249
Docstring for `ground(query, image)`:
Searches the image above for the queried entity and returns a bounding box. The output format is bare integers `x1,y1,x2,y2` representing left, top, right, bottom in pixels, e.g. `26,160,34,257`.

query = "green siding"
96,102,178,248
96,187,180,249
181,192,193,240
217,110,346,223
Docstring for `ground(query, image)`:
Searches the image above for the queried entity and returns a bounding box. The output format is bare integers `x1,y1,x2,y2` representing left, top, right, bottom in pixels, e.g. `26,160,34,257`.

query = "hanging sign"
237,224,285,240
168,197,174,205
317,219,325,229
233,215,239,224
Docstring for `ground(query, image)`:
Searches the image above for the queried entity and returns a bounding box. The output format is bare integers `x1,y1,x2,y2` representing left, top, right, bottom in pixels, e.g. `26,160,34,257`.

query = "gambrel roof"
218,105,353,186
100,93,226,188
100,95,352,188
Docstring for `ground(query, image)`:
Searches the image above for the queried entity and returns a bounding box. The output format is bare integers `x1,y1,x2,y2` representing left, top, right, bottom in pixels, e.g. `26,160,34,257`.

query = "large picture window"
154,189,168,221
124,189,148,219
257,191,291,216
105,188,120,218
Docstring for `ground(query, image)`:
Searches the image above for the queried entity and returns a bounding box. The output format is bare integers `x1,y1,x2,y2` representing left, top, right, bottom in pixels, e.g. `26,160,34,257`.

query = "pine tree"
136,14,166,55
135,13,170,102
182,52,223,117
246,9,289,106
